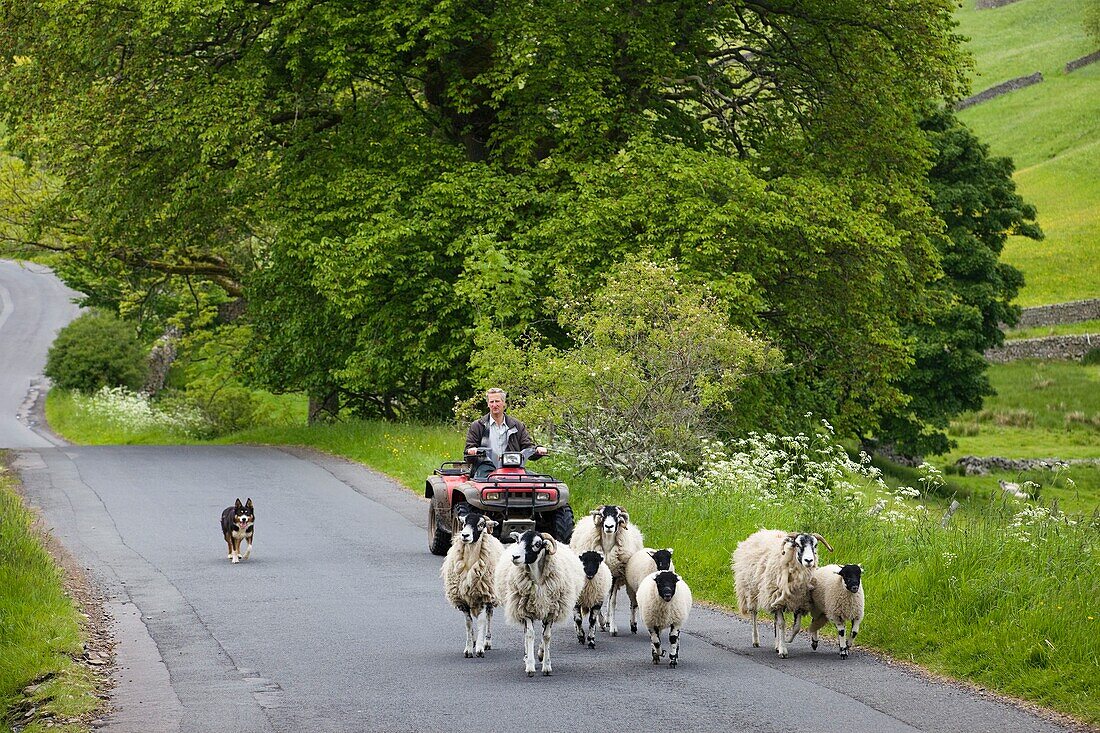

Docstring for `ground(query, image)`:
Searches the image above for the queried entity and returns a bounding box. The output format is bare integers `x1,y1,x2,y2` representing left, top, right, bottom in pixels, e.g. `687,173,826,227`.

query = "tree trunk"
142,326,181,397
308,391,340,424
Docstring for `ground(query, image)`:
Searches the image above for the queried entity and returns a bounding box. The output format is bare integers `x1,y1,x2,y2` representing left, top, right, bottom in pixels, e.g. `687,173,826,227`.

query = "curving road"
0,260,1082,733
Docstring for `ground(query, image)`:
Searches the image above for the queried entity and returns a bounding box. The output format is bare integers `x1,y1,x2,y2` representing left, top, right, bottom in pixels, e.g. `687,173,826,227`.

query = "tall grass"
0,460,101,731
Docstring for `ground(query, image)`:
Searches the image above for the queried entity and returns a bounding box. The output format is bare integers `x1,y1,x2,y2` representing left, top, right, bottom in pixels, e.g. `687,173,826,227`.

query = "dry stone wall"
1017,299,1100,328
1066,50,1100,73
956,72,1043,110
985,334,1096,363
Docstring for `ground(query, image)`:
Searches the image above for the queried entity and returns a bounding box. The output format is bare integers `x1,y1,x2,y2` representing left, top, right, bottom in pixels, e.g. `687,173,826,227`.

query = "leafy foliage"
44,311,146,392
875,111,1042,456
469,262,782,479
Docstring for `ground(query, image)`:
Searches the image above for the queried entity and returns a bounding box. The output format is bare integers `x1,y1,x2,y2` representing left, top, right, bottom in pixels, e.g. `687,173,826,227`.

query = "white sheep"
570,505,644,635
731,528,832,658
574,550,613,648
807,564,864,658
495,530,585,676
625,548,675,634
637,570,693,667
441,510,504,658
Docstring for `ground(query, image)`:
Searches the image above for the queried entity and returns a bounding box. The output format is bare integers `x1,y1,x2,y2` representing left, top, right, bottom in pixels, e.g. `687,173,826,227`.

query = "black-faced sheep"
637,570,692,667
625,548,675,634
570,505,644,635
574,550,612,648
731,529,832,658
808,564,864,658
494,530,585,676
440,511,504,658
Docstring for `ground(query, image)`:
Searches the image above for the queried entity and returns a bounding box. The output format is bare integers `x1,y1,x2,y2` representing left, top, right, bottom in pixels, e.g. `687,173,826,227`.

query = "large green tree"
873,111,1041,457
1,0,968,427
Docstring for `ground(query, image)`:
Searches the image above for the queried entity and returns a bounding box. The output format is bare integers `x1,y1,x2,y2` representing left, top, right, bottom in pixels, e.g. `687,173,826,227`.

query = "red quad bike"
425,446,575,555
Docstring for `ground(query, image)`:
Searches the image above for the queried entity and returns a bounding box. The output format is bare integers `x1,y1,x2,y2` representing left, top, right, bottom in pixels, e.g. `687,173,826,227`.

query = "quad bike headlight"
483,490,502,501
535,490,555,502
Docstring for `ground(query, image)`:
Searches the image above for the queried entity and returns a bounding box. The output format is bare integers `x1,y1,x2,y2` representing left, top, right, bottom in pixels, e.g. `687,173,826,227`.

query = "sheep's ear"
665,547,674,556
813,533,834,552
510,532,523,542
540,533,557,554
484,519,498,533
619,510,630,525
590,506,603,522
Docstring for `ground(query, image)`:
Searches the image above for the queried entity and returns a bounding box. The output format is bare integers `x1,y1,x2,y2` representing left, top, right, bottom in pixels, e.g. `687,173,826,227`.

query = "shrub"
44,311,146,392
1081,347,1100,366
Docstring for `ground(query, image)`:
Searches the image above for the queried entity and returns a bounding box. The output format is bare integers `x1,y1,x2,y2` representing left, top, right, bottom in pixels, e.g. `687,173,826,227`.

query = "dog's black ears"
245,498,253,509
235,498,244,509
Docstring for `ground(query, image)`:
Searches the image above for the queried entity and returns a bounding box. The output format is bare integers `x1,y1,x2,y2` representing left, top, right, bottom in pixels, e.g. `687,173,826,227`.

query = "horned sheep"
637,570,693,667
570,505,645,635
574,550,613,648
494,530,586,676
440,510,504,658
731,528,832,658
625,548,675,634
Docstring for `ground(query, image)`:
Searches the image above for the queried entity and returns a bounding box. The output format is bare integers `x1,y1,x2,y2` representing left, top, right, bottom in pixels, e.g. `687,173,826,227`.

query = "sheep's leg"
463,610,475,658
786,611,804,643
523,619,537,676
586,607,599,648
484,605,493,651
649,626,663,664
850,616,861,651
608,581,620,636
836,622,849,658
540,619,554,676
474,609,489,657
775,611,789,658
574,604,585,644
809,613,828,651
750,610,760,648
598,589,610,632
627,587,638,634
668,624,680,668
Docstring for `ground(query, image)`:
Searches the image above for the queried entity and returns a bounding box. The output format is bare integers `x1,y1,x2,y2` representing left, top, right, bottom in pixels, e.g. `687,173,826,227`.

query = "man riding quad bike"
425,445,575,555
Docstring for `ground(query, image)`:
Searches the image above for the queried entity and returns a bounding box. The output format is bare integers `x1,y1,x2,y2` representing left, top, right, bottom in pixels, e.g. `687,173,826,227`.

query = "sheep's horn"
540,532,557,554
814,534,834,552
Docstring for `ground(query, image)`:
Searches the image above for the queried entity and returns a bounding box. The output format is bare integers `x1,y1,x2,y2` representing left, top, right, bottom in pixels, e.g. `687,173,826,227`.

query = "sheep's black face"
654,571,678,602
838,564,862,593
510,530,549,566
787,534,819,568
594,505,628,535
650,548,674,571
458,511,488,545
578,550,604,579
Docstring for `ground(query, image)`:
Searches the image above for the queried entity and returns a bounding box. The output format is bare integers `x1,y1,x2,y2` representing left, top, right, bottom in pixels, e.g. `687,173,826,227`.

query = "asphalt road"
0,260,1083,733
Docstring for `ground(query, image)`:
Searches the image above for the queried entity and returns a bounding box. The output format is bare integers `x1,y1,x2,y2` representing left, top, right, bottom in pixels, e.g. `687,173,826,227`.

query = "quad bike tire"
428,502,451,556
547,505,575,544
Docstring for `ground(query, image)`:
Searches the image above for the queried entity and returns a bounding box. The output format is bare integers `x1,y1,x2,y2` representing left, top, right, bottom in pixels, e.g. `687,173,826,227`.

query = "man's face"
487,393,506,419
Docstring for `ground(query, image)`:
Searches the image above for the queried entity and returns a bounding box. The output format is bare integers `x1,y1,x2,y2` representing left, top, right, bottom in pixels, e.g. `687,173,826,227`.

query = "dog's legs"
241,533,252,560
230,536,241,564
225,536,234,560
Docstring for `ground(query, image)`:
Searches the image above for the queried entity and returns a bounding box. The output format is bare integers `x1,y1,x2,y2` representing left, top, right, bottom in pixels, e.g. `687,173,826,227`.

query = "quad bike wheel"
428,502,451,556
546,505,574,544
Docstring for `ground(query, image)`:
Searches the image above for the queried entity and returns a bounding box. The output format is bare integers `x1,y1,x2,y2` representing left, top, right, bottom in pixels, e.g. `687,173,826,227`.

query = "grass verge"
0,456,103,733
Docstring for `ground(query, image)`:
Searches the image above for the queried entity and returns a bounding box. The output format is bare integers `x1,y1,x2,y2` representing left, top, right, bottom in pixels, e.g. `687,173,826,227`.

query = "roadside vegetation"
0,459,102,732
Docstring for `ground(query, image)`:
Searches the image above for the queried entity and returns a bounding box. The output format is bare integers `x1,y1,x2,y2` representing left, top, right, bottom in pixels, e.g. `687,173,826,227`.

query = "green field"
956,0,1100,307
1007,318,1100,339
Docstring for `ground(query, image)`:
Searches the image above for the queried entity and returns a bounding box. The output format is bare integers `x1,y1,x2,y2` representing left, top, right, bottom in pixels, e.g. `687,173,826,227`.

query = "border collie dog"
221,498,255,564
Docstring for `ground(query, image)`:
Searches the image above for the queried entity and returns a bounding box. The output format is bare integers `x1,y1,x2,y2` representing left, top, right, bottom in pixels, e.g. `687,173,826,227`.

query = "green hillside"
956,0,1100,307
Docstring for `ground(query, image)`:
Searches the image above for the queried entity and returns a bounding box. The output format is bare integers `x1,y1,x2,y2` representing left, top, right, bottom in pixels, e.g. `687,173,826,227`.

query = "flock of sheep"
440,504,865,676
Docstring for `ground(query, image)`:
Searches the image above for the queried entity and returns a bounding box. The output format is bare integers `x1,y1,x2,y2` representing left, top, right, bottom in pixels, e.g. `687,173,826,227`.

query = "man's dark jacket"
465,414,537,454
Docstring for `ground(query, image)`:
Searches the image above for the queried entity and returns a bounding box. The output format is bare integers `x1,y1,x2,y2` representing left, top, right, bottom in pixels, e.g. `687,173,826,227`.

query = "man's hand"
536,446,548,456
466,448,477,456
